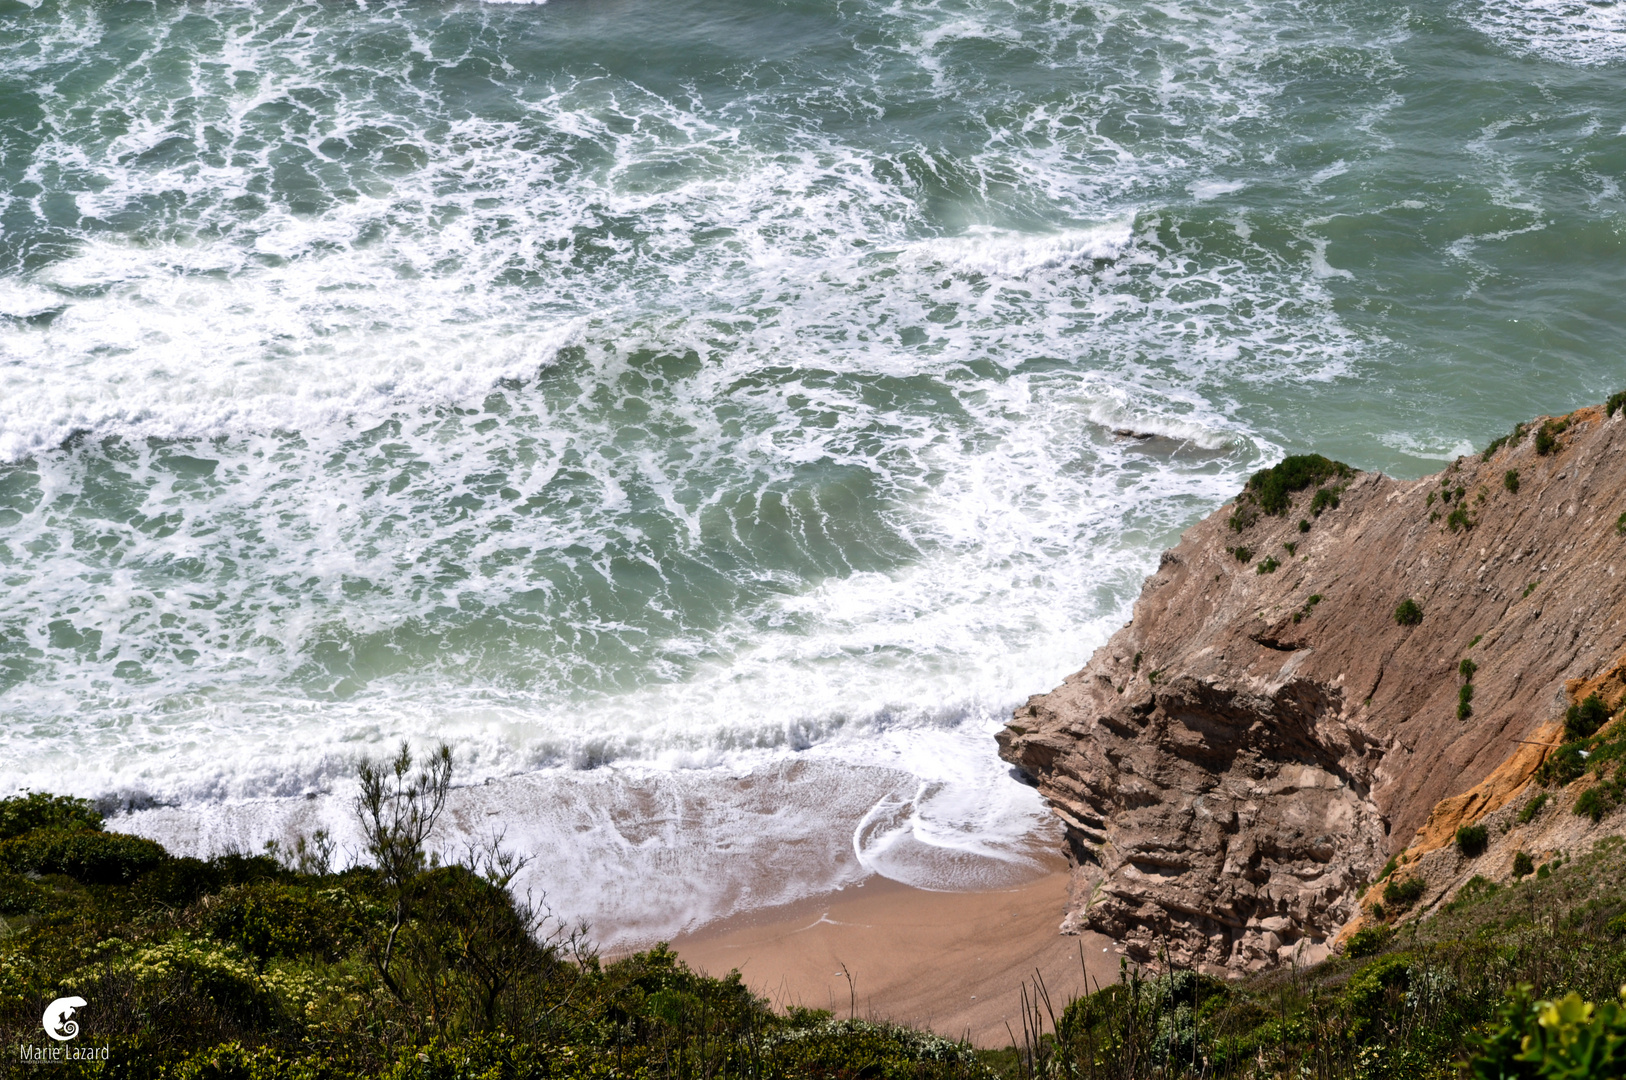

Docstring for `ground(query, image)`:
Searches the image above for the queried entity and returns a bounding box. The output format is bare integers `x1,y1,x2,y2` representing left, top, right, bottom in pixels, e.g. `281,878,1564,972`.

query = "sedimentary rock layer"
998,405,1626,973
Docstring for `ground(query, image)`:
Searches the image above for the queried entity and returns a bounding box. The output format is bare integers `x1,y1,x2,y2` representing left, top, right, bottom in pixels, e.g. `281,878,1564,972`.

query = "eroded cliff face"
998,404,1626,974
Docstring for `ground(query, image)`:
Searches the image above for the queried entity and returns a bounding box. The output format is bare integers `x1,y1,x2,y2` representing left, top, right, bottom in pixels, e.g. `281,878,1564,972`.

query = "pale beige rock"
998,405,1626,974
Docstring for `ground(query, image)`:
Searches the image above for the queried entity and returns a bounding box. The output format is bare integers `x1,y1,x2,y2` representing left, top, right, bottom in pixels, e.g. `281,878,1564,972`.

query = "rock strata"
998,403,1626,974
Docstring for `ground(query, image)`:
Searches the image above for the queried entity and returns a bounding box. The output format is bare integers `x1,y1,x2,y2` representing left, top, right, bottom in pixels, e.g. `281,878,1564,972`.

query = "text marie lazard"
19,995,111,1062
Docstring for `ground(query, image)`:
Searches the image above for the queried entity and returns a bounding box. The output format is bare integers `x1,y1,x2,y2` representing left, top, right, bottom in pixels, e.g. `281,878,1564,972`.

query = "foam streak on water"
3,0,1625,935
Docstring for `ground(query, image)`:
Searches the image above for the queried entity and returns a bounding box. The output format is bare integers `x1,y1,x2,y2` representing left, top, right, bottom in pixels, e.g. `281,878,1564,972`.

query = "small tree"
354,740,454,1002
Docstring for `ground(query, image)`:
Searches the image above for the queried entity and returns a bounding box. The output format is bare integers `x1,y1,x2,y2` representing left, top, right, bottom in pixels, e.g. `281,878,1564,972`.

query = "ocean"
1,0,1622,941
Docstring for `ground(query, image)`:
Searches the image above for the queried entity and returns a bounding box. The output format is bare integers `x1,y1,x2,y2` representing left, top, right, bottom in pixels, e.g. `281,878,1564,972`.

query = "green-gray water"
0,0,1622,936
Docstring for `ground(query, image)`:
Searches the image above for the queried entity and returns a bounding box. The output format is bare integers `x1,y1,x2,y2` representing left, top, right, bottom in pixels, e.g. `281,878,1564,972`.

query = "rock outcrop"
998,403,1626,974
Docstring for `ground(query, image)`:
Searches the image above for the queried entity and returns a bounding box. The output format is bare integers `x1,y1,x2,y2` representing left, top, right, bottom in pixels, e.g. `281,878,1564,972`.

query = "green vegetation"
1483,421,1527,459
1513,851,1534,879
1618,511,1626,537
1298,518,1310,533
1003,839,1626,1079
1608,390,1626,418
1469,634,1483,648
1394,598,1423,626
1309,484,1343,516
1255,555,1279,574
1237,454,1353,517
1446,504,1474,532
1566,694,1612,741
1518,793,1549,824
1455,824,1488,858
1228,545,1253,564
1282,541,1296,556
1535,417,1570,456
15,757,1626,1079
1503,469,1520,493
0,760,989,1080
1457,683,1474,722
1523,581,1539,599
1291,593,1323,625
1382,876,1426,911
1459,658,1477,682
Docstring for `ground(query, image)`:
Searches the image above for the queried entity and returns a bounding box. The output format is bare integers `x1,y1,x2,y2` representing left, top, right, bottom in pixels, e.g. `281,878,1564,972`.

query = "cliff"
997,402,1626,974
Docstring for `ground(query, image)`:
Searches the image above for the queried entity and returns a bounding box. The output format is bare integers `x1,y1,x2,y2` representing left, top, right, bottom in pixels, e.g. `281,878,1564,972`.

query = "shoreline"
668,865,1127,1049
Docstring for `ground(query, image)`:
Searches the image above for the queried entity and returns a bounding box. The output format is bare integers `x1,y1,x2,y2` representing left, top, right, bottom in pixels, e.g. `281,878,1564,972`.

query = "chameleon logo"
42,996,87,1042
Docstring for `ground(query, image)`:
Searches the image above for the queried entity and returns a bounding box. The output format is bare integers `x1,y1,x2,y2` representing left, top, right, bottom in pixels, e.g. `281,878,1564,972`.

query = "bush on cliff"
0,791,104,839
1240,454,1352,516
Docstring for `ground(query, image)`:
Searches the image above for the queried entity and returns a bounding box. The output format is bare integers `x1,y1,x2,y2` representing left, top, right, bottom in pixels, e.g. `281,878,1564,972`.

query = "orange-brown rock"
998,404,1626,974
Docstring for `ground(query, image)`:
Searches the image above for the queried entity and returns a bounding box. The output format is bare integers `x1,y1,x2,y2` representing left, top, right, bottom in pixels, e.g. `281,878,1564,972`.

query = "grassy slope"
5,793,1626,1078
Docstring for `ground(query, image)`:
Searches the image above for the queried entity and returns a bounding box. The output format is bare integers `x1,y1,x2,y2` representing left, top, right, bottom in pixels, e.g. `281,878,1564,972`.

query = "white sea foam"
0,0,1393,938
1464,0,1626,66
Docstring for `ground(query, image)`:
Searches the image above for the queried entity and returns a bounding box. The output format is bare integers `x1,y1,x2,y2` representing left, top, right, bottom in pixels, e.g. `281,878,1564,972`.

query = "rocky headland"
999,400,1626,974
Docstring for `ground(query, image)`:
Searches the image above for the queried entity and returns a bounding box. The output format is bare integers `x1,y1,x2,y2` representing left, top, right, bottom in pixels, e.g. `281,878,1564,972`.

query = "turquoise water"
1,0,1623,928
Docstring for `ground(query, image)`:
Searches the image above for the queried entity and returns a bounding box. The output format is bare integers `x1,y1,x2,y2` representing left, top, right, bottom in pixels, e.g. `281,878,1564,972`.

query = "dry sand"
671,869,1128,1048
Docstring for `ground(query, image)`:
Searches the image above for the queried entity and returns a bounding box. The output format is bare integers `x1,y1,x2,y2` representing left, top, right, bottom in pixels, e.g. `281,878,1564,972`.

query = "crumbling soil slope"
997,404,1626,974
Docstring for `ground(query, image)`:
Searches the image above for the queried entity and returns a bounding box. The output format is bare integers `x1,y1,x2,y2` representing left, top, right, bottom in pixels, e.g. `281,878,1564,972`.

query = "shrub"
1394,598,1423,626
1618,511,1626,537
1382,876,1426,910
1458,683,1474,721
1298,518,1310,533
0,870,61,916
1523,581,1539,598
1309,485,1343,516
1256,555,1280,574
1447,505,1474,532
1513,852,1534,879
1540,744,1587,787
1283,541,1296,555
1518,793,1549,824
1576,788,1609,823
1609,390,1626,418
1456,823,1489,858
1484,422,1528,458
201,883,368,964
1242,455,1354,516
1344,926,1392,959
1230,545,1253,563
0,791,103,840
0,827,168,884
1565,694,1612,740
1503,469,1520,493
1535,418,1569,455
1459,658,1478,681
1467,987,1626,1080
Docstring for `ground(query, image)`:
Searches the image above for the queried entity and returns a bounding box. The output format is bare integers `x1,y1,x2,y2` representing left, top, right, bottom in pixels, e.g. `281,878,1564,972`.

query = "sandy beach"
671,869,1128,1048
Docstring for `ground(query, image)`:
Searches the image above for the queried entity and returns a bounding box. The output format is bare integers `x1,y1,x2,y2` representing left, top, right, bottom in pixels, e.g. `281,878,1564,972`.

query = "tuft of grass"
1256,555,1280,574
1523,581,1539,599
1503,469,1520,493
1283,541,1296,556
1617,511,1626,537
1291,593,1323,624
1394,598,1423,626
1469,634,1483,648
1447,505,1474,532
1455,824,1489,858
1132,651,1142,673
1458,683,1474,721
1483,421,1528,458
1459,658,1478,682
1239,455,1354,516
1517,793,1549,824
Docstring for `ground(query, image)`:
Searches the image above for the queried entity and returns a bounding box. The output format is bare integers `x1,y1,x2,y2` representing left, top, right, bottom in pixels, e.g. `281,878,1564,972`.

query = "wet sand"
670,869,1128,1049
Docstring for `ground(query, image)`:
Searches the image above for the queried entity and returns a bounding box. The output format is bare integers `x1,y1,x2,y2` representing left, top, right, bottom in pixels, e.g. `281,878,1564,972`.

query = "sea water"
1,0,1622,942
